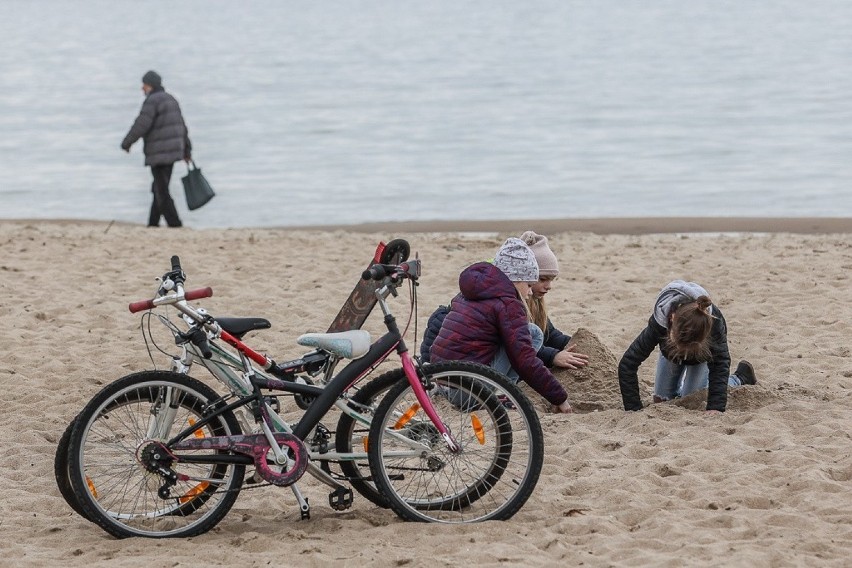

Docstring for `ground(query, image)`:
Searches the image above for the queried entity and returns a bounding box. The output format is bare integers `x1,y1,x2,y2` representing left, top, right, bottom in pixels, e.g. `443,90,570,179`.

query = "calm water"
1,0,850,228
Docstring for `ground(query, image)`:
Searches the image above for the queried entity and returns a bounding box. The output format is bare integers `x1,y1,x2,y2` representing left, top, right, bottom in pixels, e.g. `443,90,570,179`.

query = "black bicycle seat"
215,317,272,338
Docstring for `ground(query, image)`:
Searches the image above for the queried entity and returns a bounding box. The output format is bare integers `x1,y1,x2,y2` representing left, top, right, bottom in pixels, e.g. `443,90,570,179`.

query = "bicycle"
55,239,413,519
62,246,544,537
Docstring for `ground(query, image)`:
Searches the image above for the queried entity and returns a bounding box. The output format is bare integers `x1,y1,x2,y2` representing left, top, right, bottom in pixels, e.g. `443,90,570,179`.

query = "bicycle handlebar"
128,287,213,313
361,260,420,282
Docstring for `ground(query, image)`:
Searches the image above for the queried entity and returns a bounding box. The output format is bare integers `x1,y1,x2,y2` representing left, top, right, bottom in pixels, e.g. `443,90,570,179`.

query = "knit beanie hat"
520,230,559,277
493,238,539,282
142,70,162,88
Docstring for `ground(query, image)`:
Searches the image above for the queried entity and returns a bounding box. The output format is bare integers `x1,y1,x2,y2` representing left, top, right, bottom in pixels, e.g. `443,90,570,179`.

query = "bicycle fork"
400,352,459,453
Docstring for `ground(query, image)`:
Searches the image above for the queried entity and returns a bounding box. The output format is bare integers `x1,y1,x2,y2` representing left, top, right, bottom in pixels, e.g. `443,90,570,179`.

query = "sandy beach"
1,218,850,567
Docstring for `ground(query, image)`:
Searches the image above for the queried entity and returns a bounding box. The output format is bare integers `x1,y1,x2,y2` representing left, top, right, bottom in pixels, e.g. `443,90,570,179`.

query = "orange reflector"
471,414,485,445
362,436,369,452
189,417,205,438
394,403,421,430
179,481,210,504
86,476,98,498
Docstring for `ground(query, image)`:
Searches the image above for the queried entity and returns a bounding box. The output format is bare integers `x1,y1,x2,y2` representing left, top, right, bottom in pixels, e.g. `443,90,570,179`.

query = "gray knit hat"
520,230,558,277
142,70,162,88
493,238,539,282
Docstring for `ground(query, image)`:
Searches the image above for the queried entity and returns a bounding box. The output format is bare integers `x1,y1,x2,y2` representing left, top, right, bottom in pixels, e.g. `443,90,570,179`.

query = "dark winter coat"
121,87,191,166
429,262,568,406
538,319,571,367
618,304,731,412
420,304,450,363
421,307,570,368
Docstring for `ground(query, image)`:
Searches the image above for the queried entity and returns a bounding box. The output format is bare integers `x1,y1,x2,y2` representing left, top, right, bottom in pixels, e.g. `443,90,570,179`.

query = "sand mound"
521,327,622,413
671,383,781,410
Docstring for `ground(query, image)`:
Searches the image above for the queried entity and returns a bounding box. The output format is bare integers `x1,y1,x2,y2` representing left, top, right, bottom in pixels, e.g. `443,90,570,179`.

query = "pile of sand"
521,327,623,413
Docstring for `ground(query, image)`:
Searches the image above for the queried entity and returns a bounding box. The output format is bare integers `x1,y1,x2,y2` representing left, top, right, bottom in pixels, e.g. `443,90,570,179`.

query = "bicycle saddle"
297,330,372,359
215,317,272,339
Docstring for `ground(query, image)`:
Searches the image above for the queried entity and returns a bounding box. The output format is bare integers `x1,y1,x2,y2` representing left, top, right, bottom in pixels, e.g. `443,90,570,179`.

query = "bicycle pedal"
328,486,354,511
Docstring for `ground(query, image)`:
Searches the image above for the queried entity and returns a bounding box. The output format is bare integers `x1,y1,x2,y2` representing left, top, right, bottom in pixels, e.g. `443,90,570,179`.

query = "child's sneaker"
734,360,758,385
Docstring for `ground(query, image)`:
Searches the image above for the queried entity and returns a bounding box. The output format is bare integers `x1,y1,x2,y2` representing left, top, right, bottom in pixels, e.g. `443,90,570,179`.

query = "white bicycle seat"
296,330,372,360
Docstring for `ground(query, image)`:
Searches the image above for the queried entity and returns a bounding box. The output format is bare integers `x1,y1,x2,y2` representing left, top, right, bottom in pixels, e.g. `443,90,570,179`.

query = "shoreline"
3,216,852,235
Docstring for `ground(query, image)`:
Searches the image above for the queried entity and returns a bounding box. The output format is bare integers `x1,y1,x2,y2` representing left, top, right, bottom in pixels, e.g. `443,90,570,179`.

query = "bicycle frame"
140,262,458,504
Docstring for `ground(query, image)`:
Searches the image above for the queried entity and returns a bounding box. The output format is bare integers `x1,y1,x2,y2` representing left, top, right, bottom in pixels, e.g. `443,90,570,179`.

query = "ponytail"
665,295,714,363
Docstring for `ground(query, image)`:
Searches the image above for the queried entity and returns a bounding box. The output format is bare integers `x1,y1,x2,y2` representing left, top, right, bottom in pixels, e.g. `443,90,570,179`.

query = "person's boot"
734,360,757,385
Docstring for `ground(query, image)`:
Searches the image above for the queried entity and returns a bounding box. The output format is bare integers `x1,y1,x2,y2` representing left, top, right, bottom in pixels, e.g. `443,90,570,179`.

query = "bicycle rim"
368,362,544,523
68,371,245,538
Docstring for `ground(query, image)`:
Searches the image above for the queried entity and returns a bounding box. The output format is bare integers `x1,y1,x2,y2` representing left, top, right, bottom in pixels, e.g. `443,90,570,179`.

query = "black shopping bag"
181,160,215,210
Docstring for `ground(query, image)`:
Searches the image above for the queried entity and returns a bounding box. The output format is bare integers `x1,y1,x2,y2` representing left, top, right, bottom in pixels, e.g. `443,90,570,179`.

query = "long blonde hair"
527,295,548,332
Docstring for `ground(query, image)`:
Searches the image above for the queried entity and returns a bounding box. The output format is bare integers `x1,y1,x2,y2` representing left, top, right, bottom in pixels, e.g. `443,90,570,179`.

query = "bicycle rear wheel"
334,368,406,508
368,361,544,523
67,371,245,538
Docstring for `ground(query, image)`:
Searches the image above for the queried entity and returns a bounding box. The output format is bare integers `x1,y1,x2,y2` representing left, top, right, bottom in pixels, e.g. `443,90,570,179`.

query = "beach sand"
1,219,850,567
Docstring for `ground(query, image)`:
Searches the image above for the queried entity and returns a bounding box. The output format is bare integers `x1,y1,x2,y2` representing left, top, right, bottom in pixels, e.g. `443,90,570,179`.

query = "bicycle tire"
334,368,406,508
55,415,92,521
368,361,544,523
374,364,513,514
67,370,246,538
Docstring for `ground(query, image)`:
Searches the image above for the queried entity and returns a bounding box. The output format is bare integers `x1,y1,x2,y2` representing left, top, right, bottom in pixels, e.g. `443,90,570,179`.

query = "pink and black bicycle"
57,243,544,538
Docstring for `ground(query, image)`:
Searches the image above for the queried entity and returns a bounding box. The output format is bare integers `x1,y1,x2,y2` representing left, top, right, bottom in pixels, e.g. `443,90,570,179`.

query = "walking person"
121,70,191,227
618,280,758,414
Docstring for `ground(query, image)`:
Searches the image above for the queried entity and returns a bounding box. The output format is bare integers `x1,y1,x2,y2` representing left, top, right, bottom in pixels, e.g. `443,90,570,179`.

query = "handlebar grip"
185,287,213,301
128,287,213,313
362,264,390,281
128,298,155,313
171,255,181,272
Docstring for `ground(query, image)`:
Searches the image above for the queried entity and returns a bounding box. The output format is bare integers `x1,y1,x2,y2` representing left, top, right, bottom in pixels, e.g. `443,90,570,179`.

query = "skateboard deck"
326,239,409,333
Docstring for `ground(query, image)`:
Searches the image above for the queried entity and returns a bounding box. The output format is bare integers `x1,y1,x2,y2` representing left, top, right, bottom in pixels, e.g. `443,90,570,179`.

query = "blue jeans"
490,323,544,384
654,353,743,400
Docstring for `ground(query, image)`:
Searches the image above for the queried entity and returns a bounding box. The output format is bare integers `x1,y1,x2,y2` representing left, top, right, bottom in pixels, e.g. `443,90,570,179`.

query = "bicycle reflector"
471,414,486,445
189,418,205,439
86,476,99,499
393,403,421,430
179,482,210,504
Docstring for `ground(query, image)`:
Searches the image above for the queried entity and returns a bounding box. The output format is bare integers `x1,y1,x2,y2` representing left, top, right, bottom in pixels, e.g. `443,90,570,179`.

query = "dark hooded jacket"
121,86,191,166
422,306,570,369
429,262,568,406
618,281,731,412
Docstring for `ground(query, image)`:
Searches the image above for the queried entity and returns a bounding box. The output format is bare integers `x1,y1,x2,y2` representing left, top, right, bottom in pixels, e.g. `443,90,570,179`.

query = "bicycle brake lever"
189,328,213,359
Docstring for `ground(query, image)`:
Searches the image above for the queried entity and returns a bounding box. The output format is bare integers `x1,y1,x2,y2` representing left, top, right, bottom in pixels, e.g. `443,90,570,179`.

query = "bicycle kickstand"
290,483,311,520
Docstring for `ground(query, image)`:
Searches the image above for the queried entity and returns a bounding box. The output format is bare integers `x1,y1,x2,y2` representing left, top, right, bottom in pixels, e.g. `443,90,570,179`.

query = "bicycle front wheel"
368,361,544,523
67,371,245,538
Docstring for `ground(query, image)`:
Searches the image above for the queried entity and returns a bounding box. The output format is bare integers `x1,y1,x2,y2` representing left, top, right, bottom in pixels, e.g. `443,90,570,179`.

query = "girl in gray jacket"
618,280,757,413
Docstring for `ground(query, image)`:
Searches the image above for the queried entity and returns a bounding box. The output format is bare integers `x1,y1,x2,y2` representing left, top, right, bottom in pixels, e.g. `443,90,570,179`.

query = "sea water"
1,0,850,228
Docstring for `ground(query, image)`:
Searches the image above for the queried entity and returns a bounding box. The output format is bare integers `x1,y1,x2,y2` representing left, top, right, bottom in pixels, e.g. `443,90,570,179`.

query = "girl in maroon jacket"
430,238,574,413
